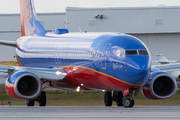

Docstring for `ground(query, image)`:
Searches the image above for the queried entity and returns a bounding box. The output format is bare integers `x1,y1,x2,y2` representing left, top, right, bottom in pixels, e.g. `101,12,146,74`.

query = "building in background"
0,6,180,61
0,13,66,61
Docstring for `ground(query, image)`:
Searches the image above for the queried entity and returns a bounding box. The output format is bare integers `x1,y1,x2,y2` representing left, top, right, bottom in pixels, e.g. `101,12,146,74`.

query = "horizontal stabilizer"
0,40,16,47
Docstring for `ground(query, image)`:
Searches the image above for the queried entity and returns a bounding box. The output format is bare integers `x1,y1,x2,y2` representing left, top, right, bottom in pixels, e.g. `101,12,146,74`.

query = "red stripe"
56,66,143,91
5,84,21,99
142,88,157,100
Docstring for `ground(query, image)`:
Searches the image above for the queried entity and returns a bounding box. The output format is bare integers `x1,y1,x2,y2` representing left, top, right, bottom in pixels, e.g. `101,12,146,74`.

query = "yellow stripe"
5,83,14,87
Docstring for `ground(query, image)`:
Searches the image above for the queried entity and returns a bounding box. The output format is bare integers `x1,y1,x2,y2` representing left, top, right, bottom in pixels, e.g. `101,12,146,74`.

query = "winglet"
20,0,47,36
157,54,170,64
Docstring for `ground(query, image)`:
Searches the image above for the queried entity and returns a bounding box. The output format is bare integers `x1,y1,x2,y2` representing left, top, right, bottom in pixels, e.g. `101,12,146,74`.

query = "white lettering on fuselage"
113,63,123,69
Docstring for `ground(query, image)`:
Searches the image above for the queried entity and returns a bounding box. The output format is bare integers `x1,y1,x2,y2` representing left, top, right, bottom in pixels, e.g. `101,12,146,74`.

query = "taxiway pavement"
0,106,180,120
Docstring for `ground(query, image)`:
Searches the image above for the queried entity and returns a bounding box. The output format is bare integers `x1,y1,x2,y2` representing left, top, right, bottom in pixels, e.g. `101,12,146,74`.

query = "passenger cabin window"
126,50,138,55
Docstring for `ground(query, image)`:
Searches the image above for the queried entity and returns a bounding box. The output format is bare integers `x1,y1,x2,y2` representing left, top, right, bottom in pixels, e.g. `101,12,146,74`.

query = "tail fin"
20,0,47,36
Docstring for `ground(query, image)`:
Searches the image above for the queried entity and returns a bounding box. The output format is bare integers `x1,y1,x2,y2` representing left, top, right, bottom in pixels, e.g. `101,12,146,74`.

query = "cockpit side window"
139,50,148,55
115,49,125,58
126,50,138,55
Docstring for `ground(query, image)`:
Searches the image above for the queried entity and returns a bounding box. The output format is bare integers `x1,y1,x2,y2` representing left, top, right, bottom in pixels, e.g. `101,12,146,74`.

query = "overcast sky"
0,0,180,13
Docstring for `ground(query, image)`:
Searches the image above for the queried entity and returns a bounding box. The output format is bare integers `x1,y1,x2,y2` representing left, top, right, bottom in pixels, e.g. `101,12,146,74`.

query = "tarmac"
0,106,180,120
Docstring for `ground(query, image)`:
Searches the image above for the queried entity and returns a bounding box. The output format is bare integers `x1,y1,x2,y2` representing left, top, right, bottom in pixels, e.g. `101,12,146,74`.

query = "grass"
0,88,180,106
134,91,180,106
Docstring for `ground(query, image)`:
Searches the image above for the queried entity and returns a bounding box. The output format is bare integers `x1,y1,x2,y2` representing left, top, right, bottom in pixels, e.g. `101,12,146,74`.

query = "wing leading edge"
0,65,67,82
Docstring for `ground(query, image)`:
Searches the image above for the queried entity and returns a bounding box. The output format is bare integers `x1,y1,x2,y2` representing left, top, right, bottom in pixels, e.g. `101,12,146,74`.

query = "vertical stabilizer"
20,0,47,36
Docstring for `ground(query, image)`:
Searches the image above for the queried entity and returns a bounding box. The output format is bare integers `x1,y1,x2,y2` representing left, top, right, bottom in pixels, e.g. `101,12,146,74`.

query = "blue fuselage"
16,33,151,86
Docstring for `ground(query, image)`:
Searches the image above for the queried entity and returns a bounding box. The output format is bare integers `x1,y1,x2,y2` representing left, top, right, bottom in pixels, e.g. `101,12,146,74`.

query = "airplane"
0,0,177,108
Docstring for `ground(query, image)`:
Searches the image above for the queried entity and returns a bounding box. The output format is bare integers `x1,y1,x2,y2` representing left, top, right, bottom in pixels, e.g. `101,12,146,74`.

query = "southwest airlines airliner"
0,0,177,107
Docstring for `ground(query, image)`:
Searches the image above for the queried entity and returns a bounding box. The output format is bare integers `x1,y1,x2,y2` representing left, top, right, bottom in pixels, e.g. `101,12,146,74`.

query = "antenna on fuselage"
79,27,82,33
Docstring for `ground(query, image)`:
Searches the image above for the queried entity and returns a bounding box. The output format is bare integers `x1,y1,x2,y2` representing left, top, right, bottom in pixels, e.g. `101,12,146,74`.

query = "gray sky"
0,0,180,13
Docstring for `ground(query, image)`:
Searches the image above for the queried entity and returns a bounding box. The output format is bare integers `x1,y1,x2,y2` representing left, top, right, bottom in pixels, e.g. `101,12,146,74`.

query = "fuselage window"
126,50,138,55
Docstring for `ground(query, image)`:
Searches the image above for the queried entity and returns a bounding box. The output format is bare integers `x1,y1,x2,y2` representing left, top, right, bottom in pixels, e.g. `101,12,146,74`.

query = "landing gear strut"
104,91,134,108
27,91,46,107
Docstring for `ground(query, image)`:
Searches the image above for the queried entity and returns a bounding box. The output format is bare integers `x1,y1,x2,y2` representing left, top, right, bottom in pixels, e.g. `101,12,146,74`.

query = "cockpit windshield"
115,49,149,58
115,50,125,58
126,50,138,55
139,50,148,55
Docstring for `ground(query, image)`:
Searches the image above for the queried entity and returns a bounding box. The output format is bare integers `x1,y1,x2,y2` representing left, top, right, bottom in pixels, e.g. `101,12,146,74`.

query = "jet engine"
142,71,177,100
5,71,41,100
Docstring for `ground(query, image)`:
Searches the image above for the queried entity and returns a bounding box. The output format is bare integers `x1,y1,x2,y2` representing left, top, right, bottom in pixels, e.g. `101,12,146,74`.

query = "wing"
0,65,67,82
152,63,180,72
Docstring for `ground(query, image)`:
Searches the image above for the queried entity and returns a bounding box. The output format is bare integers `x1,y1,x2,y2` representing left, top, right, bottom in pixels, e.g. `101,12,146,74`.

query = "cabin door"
101,43,111,69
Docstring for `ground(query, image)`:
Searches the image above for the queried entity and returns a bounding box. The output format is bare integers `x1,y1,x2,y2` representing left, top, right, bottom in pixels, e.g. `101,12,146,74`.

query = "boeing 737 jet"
0,0,177,107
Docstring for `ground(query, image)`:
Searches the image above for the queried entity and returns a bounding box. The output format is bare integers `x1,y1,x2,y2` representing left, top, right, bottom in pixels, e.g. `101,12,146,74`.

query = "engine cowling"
5,71,41,100
142,71,177,100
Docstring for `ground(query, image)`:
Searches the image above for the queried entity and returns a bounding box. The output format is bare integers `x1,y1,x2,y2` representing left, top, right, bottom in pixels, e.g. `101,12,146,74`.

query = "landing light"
56,71,62,75
76,86,81,92
73,67,77,71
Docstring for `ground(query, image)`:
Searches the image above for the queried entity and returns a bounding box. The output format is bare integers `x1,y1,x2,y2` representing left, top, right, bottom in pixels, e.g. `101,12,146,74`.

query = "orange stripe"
5,83,14,87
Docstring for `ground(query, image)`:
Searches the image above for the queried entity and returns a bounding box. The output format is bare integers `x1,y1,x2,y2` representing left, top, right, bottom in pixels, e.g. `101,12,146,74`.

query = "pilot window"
115,50,125,58
139,50,148,55
126,50,138,55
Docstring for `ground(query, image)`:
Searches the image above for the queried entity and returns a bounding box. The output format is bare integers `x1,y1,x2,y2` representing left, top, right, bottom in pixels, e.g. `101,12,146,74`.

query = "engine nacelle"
5,71,41,100
142,71,177,100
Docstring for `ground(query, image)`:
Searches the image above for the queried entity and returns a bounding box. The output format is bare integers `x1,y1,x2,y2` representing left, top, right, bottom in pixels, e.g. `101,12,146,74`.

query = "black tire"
104,91,112,106
122,98,134,108
27,99,34,106
116,91,123,106
39,91,46,106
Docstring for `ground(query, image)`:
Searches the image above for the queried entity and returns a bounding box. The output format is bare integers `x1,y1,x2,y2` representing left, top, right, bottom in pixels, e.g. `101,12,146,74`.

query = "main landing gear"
104,91,134,108
27,91,46,107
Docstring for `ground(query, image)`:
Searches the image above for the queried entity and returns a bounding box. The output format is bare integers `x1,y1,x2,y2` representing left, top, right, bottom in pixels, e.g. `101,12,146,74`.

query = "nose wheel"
122,98,134,108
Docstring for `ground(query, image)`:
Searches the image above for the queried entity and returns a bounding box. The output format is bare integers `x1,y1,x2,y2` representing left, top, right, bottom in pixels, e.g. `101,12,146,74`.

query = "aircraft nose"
128,56,150,84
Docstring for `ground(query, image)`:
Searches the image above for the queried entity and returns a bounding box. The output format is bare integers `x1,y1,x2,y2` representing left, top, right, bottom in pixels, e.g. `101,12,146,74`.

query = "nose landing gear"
122,98,134,108
104,91,134,108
